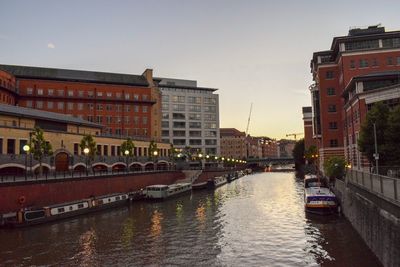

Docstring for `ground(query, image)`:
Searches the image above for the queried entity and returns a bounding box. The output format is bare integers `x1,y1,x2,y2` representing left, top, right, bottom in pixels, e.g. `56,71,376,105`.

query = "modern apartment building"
310,25,400,170
157,78,220,156
0,65,161,141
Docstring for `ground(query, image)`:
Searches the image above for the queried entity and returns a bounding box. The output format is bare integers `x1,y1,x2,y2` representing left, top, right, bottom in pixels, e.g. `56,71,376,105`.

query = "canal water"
0,172,382,267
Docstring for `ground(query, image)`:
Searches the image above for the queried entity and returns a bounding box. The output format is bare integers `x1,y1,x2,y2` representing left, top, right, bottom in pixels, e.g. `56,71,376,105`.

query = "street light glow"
198,153,203,158
23,145,30,152
153,150,158,156
124,150,129,156
83,147,90,155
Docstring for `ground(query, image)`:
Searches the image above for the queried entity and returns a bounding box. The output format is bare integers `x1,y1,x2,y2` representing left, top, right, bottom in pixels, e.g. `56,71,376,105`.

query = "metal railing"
347,169,399,204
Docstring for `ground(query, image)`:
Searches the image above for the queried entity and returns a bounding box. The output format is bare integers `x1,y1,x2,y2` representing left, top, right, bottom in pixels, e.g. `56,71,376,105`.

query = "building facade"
220,128,247,159
0,65,161,141
302,106,317,150
158,78,220,156
310,25,400,170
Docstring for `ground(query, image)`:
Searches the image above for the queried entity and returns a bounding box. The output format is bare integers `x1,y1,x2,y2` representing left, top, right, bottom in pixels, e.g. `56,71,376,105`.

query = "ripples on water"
0,172,382,266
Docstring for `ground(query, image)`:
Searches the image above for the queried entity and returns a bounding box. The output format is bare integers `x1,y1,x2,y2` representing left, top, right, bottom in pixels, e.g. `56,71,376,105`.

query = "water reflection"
0,172,382,266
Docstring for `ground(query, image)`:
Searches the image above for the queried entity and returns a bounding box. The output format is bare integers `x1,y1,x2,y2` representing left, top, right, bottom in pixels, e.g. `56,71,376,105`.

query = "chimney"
142,69,154,87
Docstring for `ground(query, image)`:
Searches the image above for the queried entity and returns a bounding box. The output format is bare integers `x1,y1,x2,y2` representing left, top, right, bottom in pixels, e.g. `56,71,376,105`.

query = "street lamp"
83,147,90,176
124,149,129,173
23,144,30,180
153,150,158,170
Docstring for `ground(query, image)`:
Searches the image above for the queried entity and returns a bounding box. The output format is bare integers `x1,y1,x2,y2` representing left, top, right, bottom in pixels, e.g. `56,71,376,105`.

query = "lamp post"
124,149,129,173
198,153,203,170
83,147,89,176
153,150,158,170
23,144,30,180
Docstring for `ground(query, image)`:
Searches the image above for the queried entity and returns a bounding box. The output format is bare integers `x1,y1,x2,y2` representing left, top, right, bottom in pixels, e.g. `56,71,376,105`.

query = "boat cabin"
304,176,328,188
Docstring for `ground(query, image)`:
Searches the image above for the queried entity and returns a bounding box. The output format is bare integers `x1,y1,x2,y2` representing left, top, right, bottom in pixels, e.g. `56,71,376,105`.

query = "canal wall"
195,169,234,183
333,177,400,267
0,171,184,214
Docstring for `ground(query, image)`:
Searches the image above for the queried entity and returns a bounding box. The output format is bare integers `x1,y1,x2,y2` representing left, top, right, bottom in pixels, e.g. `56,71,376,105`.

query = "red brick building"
0,65,161,140
220,128,247,159
302,106,317,150
310,26,400,170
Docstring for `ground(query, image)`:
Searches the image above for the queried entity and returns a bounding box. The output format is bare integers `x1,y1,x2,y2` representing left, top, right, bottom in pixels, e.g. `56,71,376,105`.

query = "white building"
157,78,220,156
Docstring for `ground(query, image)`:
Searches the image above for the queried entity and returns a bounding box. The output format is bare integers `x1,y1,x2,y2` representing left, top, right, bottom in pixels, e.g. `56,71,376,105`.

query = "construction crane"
245,103,253,136
286,133,303,140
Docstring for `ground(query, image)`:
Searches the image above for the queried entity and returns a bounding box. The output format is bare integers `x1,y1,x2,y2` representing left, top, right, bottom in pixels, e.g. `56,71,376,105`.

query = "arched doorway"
55,152,69,172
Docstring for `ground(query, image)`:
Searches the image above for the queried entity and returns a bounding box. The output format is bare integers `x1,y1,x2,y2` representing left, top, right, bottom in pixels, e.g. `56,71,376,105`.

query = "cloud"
47,43,55,49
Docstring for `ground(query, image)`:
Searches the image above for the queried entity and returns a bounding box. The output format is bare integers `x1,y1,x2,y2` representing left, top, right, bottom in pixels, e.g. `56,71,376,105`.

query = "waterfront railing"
346,169,399,205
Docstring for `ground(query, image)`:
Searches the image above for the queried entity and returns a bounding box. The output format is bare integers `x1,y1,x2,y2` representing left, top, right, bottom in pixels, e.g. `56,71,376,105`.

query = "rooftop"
0,103,103,128
0,64,149,87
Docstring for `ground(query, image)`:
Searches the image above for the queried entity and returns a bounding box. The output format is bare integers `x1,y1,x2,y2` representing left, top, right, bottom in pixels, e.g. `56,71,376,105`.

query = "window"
204,114,216,121
204,97,216,104
36,101,43,109
7,139,15,154
205,139,217,145
88,91,94,98
0,138,3,154
387,57,394,65
329,122,338,129
96,116,103,123
326,71,334,79
204,122,217,129
97,104,103,111
116,92,122,99
173,139,186,145
189,122,201,128
188,96,201,104
397,57,400,65
189,113,201,120
134,116,139,125
47,101,54,109
26,100,33,108
173,130,185,137
77,103,83,110
26,88,33,95
172,95,185,103
330,139,338,147
173,104,185,111
106,116,112,124
328,105,336,113
173,113,185,120
67,102,74,110
74,143,79,155
19,140,28,154
116,105,122,112
162,95,169,102
78,91,84,97
106,92,112,97
205,131,217,137
349,60,355,69
37,88,43,95
189,139,202,145
204,106,216,113
162,130,170,137
48,89,54,96
372,58,378,67
162,121,169,128
134,106,139,112
143,106,148,113
188,105,201,112
327,87,335,96
97,145,101,155
57,102,64,110
162,103,169,110
142,95,148,101
174,121,186,128
162,113,169,119
111,146,115,156
106,104,112,111
359,59,369,68
57,90,64,96
97,92,103,97
68,90,74,97
189,131,201,137
345,39,379,51
125,93,130,100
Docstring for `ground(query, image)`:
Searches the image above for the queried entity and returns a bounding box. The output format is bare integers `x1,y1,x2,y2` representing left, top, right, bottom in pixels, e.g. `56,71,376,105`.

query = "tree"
292,139,305,170
169,144,177,160
305,145,318,164
79,134,97,160
121,138,135,157
30,127,53,176
323,156,346,180
358,102,389,166
384,105,400,165
148,140,158,160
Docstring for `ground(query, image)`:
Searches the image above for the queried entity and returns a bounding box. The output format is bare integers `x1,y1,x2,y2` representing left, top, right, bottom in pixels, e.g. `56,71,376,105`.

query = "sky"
1,0,400,139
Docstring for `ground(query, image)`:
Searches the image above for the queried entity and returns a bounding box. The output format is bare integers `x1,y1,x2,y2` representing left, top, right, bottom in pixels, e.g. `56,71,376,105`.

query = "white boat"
207,175,228,189
143,183,192,200
304,175,337,215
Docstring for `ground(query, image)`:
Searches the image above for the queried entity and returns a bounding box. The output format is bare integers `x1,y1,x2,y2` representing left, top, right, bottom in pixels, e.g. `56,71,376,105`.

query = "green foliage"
148,140,158,159
292,139,305,168
79,134,97,159
304,145,318,164
30,126,53,162
358,102,392,166
169,144,177,159
385,105,400,165
121,138,135,157
323,156,346,179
